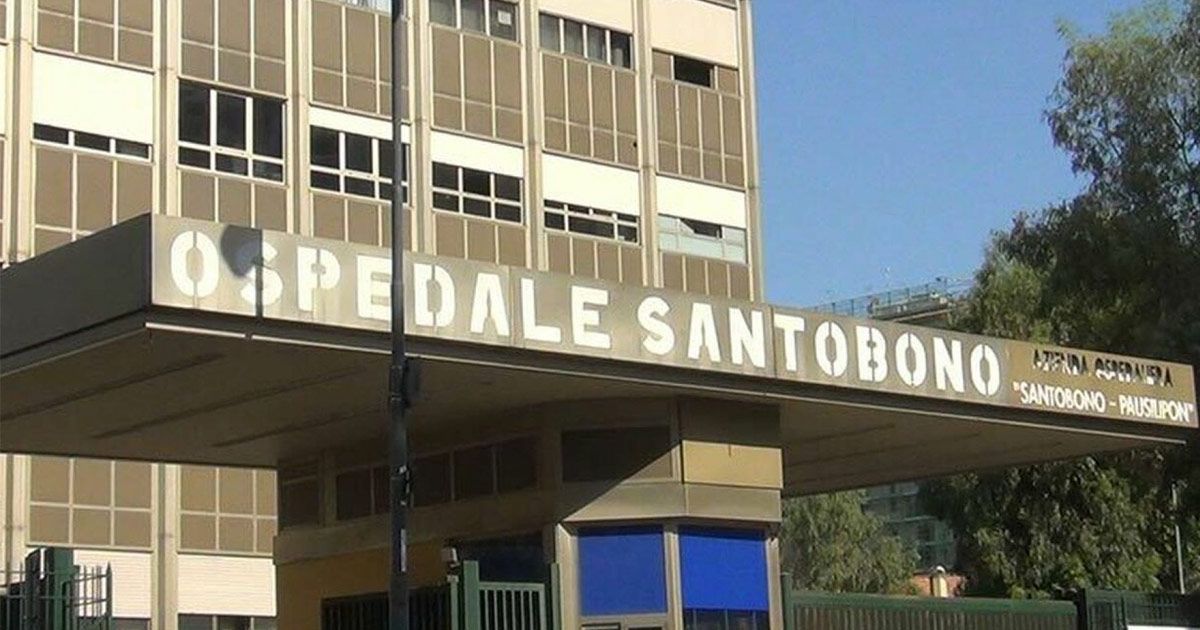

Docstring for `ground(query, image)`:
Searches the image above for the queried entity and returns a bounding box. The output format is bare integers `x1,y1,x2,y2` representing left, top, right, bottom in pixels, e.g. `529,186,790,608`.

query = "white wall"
431,131,524,178
539,0,634,32
0,45,8,136
178,554,276,617
32,52,154,143
309,106,412,143
543,154,640,216
73,549,153,619
649,0,740,67
656,175,747,228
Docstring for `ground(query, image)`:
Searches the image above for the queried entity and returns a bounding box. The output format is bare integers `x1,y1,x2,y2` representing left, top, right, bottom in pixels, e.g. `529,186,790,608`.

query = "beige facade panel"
649,0,740,67
32,52,154,143
681,442,782,489
656,175,747,228
542,154,640,216
74,549,153,619
36,0,154,68
539,0,634,31
178,554,277,616
430,25,522,142
430,130,524,178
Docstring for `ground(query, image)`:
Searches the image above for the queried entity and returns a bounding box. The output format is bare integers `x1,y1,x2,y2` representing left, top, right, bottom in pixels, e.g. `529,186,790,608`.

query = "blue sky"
754,0,1141,307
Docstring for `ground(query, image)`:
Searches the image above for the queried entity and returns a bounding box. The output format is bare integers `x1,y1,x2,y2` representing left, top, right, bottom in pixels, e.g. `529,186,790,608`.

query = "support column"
158,0,180,218
152,464,180,630
8,0,36,261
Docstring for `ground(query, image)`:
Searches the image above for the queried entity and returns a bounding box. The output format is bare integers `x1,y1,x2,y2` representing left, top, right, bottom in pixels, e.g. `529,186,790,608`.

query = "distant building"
811,278,971,570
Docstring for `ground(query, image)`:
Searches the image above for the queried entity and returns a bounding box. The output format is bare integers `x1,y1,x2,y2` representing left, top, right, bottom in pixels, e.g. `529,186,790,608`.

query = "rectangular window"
430,161,522,224
657,215,746,263
178,83,285,182
673,55,714,88
432,0,519,41
578,527,667,617
543,200,639,243
412,437,537,506
278,462,320,528
561,427,671,482
309,126,410,203
540,13,633,70
679,528,769,630
33,124,151,161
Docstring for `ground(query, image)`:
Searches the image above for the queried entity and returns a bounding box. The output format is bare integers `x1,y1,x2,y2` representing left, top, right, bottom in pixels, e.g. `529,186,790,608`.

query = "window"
411,437,537,507
679,528,769,630
539,14,633,69
431,162,522,224
178,82,285,182
279,461,320,528
335,462,390,521
578,527,667,617
33,124,151,160
544,200,639,243
672,55,714,88
561,427,672,482
309,126,409,203
430,0,519,41
657,215,746,263
178,617,275,630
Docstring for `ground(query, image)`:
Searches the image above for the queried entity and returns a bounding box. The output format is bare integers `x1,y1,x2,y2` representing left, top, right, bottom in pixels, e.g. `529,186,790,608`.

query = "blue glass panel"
578,526,667,616
679,527,768,612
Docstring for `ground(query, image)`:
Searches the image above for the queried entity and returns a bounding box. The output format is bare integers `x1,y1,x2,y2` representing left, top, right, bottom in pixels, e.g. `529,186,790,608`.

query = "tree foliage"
780,492,918,594
924,0,1200,597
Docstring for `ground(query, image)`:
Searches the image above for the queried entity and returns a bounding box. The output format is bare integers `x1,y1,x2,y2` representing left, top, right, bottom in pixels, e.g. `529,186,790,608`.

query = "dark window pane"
179,83,210,144
673,56,714,88
489,0,518,41
585,26,606,61
378,182,395,200
215,154,249,175
462,168,490,195
310,127,340,168
618,225,638,243
179,147,211,168
494,203,521,223
453,445,493,500
432,162,458,189
371,466,389,514
563,19,583,56
544,211,565,230
545,200,565,210
178,616,212,630
74,131,111,151
412,454,450,506
494,174,521,201
463,197,490,218
496,438,536,493
344,133,373,173
115,140,151,159
539,14,560,51
33,124,70,144
610,31,632,68
335,469,372,521
279,479,319,527
345,177,375,197
310,170,340,191
433,192,460,212
216,93,247,149
430,0,455,26
253,99,283,158
379,140,395,180
562,427,672,482
461,0,484,32
253,160,283,181
570,216,612,238
682,218,721,238
216,617,250,630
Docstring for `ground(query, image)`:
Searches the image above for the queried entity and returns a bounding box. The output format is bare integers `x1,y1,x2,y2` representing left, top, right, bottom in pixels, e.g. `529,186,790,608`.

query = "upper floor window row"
432,162,522,224
310,126,410,204
178,83,285,182
539,14,633,70
430,0,519,41
33,124,151,161
658,214,745,264
544,200,639,244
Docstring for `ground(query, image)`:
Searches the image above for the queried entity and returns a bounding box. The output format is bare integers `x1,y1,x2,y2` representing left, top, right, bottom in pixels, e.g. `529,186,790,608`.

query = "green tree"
780,492,918,594
924,0,1200,597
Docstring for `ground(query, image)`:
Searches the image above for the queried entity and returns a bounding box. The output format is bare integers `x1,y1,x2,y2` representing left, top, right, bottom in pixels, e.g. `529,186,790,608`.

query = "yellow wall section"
678,398,782,489
681,441,782,489
276,542,444,630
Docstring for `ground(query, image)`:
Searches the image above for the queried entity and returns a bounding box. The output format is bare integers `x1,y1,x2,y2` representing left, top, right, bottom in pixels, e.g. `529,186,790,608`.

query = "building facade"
1,2,1195,630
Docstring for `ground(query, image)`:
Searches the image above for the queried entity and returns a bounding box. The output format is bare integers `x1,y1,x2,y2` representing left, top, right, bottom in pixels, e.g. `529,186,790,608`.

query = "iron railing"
809,278,972,321
1,548,113,630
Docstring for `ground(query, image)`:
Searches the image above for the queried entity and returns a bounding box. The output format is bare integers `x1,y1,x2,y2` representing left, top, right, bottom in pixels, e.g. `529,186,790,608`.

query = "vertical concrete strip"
160,0,180,218
6,455,30,580
664,524,684,629
293,0,311,236
9,0,34,261
635,0,660,287
523,0,542,271
153,464,180,630
738,0,765,299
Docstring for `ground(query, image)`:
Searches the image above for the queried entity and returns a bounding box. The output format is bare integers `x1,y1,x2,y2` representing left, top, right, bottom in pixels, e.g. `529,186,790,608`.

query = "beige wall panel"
725,157,745,188
462,35,491,103
256,58,287,94
29,505,70,543
255,0,285,59
118,30,153,67
75,155,114,232
542,56,565,119
433,94,462,129
596,243,620,282
593,130,615,161
346,76,377,112
497,224,525,267
465,220,497,263
120,0,153,31
219,467,255,513
73,458,112,505
30,457,70,502
547,233,570,273
679,147,700,178
700,91,721,151
218,0,251,52
181,466,217,511
432,28,461,97
703,151,722,182
729,264,751,300
464,101,492,136
346,201,378,245
568,124,590,155
35,229,72,254
496,108,522,143
182,43,216,80
620,246,642,284
312,69,344,106
113,510,152,546
313,194,345,239
615,72,637,135
681,442,781,489
37,11,74,51
684,255,706,293
255,185,288,231
257,519,278,552
114,461,151,508
566,60,588,125
652,50,672,77
658,142,678,173
435,213,465,258
655,81,676,143
218,177,252,227
717,67,740,94
661,253,684,290
708,261,729,297
494,46,521,109
181,172,216,221
182,0,215,43
545,119,566,152
311,2,342,71
722,95,743,156
218,51,252,88
77,21,114,59
181,514,217,550
219,516,255,552
684,485,781,522
256,473,278,516
649,0,740,67
35,149,72,228
591,67,614,129
571,238,595,276
72,507,112,545
678,87,700,148
178,554,276,616
345,9,376,78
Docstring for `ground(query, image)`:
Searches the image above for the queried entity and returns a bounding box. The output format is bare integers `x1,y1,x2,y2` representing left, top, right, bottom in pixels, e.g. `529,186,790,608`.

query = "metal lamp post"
388,0,410,628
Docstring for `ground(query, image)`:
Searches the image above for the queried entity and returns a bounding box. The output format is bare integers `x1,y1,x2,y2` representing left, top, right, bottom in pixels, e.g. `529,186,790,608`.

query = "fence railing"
1,548,113,630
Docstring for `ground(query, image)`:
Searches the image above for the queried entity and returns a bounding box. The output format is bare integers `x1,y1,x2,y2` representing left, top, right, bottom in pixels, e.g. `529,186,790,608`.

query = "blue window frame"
577,526,667,616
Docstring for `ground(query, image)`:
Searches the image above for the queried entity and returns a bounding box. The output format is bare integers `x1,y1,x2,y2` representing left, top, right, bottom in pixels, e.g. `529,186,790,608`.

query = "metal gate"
0,548,113,630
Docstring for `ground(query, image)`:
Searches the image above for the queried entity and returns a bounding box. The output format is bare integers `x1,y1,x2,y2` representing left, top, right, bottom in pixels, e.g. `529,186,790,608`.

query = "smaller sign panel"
150,218,1199,430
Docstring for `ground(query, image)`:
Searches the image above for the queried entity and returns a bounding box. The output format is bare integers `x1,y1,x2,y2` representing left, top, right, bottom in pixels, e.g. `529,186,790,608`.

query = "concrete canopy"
2,216,1195,496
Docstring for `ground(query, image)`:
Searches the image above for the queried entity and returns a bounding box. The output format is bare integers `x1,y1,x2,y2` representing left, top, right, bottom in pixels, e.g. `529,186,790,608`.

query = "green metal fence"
1079,590,1200,630
785,590,1077,630
0,548,113,630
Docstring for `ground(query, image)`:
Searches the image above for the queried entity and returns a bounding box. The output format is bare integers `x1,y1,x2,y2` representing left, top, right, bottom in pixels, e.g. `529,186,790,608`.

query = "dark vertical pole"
389,0,410,629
